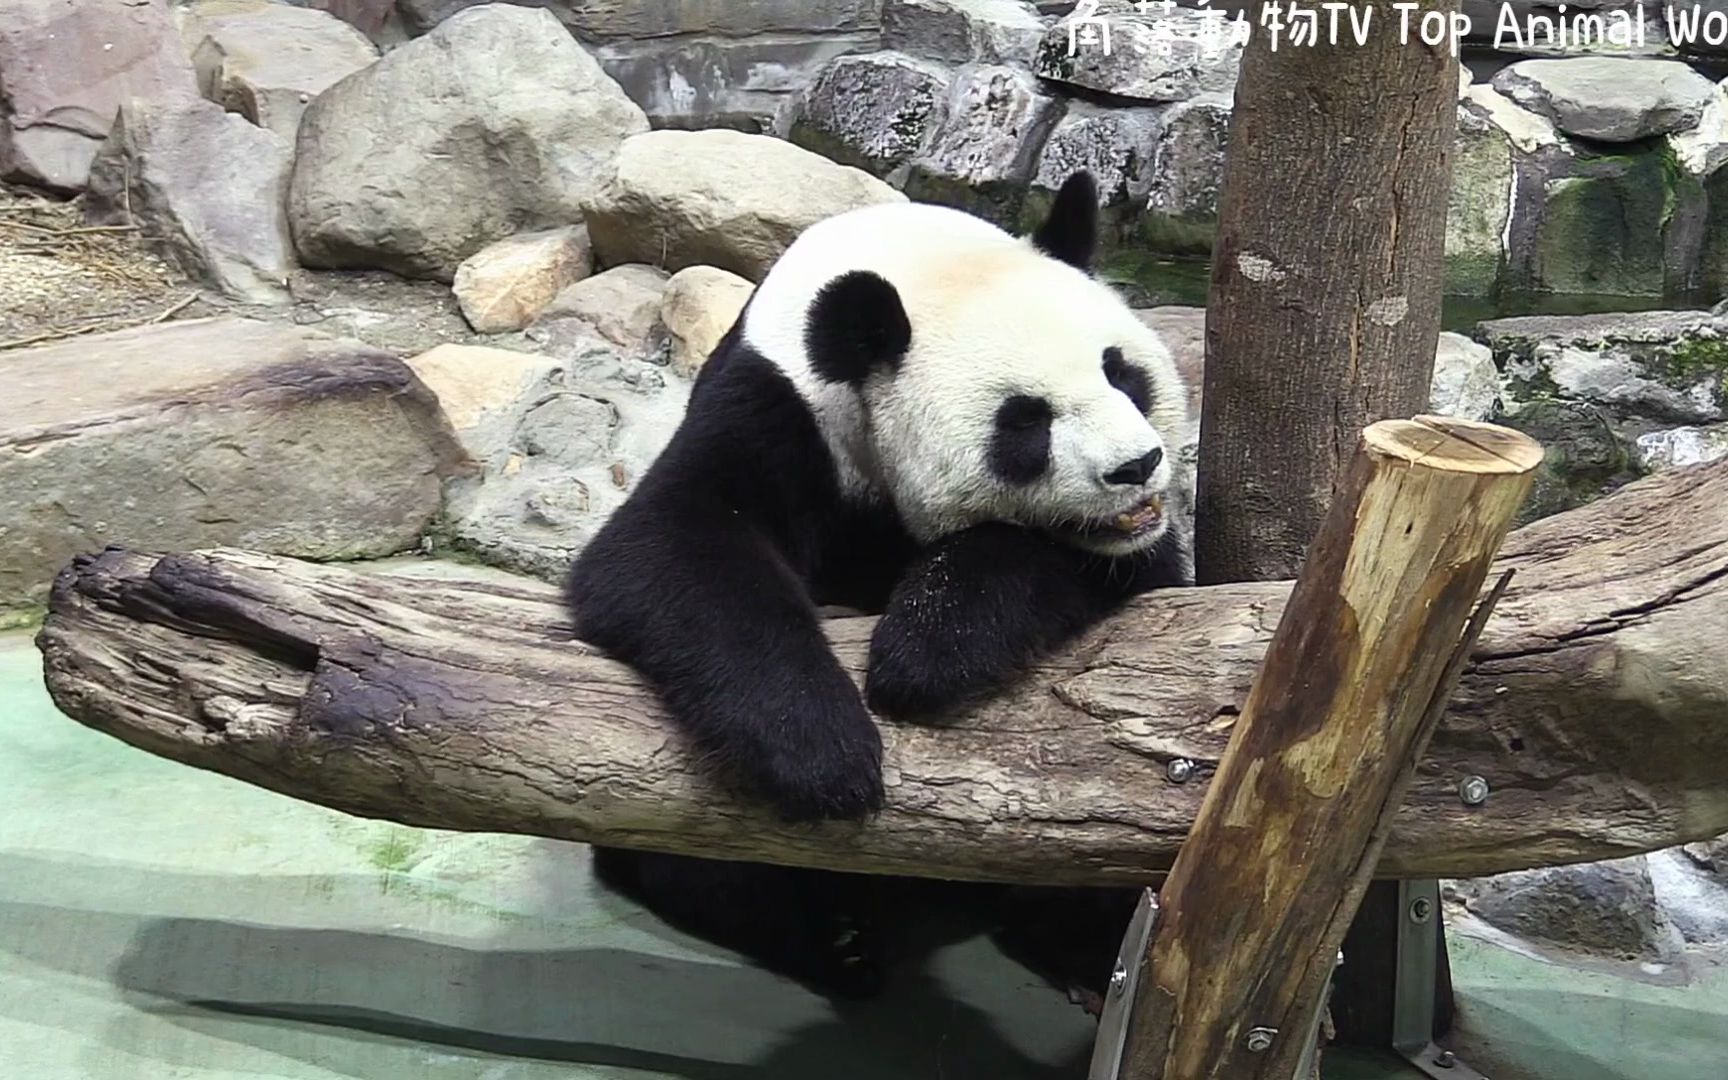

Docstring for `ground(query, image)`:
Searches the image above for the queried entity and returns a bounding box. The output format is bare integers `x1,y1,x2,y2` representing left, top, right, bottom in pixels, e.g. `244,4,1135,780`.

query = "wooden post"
1119,416,1541,1080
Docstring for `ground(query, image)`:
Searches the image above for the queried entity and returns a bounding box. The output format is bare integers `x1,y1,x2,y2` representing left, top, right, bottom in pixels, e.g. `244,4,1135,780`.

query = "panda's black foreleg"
865,523,1178,718
569,498,884,822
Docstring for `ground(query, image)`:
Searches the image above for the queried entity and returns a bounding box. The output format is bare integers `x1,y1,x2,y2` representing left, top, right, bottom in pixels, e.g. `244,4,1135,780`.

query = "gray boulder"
1452,857,1679,962
537,264,671,353
1633,423,1728,470
288,5,648,281
413,336,694,579
1431,332,1501,422
904,63,1063,222
788,51,953,178
1030,101,1162,213
393,0,883,131
1141,93,1230,256
1035,1,1242,104
453,226,594,334
84,97,295,305
189,4,379,143
882,0,1046,66
0,0,198,192
582,129,904,281
1447,98,1516,297
0,318,463,625
1491,58,1717,142
1682,833,1728,883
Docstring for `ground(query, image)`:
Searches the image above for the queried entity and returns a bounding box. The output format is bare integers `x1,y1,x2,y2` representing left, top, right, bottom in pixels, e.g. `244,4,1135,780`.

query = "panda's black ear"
1031,171,1099,272
806,270,912,385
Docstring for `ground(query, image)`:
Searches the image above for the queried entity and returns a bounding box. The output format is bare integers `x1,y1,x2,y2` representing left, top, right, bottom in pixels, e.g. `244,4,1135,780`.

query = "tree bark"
34,457,1728,884
1196,2,1461,585
1121,417,1538,1080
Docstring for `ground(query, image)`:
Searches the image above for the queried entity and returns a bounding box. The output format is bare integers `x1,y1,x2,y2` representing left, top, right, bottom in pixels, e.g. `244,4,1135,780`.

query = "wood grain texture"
1194,0,1461,585
31,454,1728,885
1122,418,1537,1079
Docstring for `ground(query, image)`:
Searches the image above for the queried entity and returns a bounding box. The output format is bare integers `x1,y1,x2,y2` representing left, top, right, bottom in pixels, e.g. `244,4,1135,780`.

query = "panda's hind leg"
593,847,888,1000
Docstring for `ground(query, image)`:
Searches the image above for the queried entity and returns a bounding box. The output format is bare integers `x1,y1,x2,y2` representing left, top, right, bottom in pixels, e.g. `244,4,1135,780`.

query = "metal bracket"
1087,890,1334,1080
1393,879,1492,1080
1087,887,1159,1080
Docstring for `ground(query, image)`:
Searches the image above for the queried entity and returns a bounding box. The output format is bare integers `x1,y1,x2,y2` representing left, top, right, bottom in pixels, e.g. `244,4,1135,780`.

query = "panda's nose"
1103,447,1163,487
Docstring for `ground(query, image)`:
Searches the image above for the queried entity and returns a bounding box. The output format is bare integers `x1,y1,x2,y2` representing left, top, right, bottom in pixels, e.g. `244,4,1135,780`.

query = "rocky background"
3,0,1727,986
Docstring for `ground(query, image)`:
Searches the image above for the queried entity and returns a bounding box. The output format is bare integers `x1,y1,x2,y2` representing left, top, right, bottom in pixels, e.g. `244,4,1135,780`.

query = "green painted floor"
1,627,1723,1080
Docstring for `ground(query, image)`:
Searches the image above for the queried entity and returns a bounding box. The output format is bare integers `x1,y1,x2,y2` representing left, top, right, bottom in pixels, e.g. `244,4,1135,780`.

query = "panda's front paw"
745,682,885,822
865,613,994,720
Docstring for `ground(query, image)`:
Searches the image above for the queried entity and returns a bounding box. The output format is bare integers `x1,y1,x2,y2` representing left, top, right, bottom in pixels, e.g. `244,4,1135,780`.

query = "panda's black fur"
567,173,1189,1000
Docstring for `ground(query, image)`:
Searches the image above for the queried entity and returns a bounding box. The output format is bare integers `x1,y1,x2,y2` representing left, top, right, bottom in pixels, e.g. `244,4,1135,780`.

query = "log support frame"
1112,417,1541,1079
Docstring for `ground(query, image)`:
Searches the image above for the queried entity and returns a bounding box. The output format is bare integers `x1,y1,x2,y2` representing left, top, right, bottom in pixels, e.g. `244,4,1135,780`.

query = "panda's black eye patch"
990,395,1052,485
1103,346,1153,414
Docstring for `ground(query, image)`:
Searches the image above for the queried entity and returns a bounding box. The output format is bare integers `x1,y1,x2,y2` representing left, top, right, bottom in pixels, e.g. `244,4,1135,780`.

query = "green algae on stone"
1531,147,1672,297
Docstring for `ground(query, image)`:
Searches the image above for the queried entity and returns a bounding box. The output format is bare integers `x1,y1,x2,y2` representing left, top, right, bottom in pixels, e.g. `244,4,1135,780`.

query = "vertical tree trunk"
1195,3,1461,585
1185,1,1465,1060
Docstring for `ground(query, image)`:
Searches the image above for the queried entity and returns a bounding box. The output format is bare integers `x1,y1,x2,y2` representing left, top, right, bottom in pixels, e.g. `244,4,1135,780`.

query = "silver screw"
1244,1027,1277,1053
1435,1050,1457,1069
1166,758,1196,783
1409,896,1434,923
1109,963,1127,995
1459,775,1490,806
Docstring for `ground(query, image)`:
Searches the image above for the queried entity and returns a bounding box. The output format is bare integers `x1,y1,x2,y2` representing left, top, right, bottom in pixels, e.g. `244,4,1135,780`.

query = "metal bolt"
1165,758,1196,783
1109,963,1127,995
1244,1027,1277,1053
1459,775,1490,806
1409,896,1434,924
1434,1050,1457,1069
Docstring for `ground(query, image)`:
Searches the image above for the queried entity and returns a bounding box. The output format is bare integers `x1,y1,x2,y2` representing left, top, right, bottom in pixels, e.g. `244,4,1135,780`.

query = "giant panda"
566,172,1191,1000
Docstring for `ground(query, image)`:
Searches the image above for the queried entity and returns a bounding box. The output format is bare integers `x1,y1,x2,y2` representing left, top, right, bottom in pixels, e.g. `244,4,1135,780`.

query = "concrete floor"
2,628,1723,1080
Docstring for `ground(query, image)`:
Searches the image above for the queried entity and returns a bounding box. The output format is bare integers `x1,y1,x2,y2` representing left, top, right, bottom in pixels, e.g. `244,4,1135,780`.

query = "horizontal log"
33,459,1728,883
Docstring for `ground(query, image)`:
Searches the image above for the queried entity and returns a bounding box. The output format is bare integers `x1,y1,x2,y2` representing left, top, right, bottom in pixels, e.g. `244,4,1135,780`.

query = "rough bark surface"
33,458,1728,884
1195,2,1460,585
1122,417,1539,1080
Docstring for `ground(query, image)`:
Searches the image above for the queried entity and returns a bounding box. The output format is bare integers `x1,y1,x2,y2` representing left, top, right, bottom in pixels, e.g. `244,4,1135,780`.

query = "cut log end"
1365,416,1545,475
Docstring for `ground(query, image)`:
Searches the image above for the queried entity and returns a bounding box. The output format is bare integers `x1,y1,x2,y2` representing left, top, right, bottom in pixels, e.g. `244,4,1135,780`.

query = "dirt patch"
0,184,215,350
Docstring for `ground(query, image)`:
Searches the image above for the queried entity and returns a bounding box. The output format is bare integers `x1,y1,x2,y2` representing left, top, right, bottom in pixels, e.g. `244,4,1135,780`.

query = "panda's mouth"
1062,493,1165,540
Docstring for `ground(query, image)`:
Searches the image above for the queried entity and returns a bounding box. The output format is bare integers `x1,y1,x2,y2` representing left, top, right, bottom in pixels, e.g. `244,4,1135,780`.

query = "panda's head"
790,173,1189,557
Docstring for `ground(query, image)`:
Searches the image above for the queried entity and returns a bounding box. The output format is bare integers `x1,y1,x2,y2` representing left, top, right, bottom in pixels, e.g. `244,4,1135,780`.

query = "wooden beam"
32,453,1728,884
1121,417,1540,1079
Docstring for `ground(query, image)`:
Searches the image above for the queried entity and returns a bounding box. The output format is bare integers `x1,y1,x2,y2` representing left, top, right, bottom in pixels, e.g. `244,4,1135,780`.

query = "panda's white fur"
741,200,1189,554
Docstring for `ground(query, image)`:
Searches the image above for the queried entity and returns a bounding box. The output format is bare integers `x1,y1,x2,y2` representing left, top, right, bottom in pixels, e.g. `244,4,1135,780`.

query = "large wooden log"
33,458,1728,884
1122,417,1538,1079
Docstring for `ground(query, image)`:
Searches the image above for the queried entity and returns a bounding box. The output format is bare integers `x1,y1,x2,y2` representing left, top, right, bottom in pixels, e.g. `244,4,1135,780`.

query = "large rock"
537,264,670,353
882,0,1046,66
392,0,883,131
1452,857,1678,962
1447,98,1517,297
1491,58,1717,142
84,98,295,305
787,51,953,179
904,64,1063,223
1527,144,1688,297
453,226,593,335
189,5,379,143
659,265,754,376
582,129,904,281
1031,101,1160,208
1140,93,1230,257
288,5,648,281
1431,332,1501,421
1035,2,1242,104
418,335,694,579
0,0,198,192
1633,423,1728,470
1480,310,1728,519
0,318,463,626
